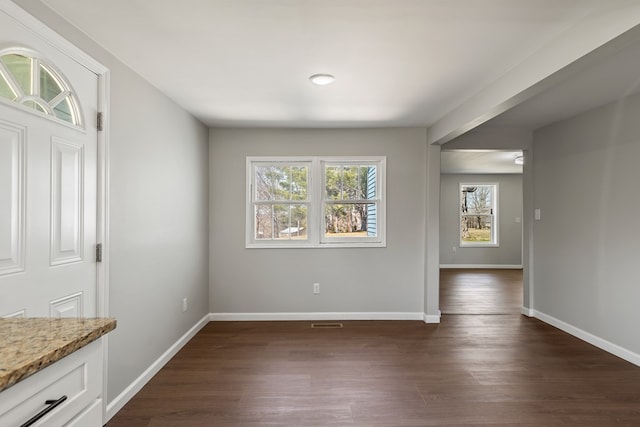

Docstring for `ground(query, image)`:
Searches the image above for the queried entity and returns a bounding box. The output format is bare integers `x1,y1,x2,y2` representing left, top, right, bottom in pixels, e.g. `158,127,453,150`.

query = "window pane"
365,166,376,199
462,185,492,215
324,203,375,237
461,215,492,243
255,166,285,201
255,205,273,239
255,165,307,201
53,97,73,123
40,66,63,102
341,165,359,199
1,54,32,95
325,165,376,201
255,204,307,240
289,166,307,200
366,202,378,237
325,166,341,200
22,99,47,114
0,74,16,100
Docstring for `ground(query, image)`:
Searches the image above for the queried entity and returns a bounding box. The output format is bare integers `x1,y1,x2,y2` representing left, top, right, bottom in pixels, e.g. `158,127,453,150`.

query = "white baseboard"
533,310,640,367
105,314,210,422
440,264,523,269
423,311,441,324
209,312,424,321
521,306,534,317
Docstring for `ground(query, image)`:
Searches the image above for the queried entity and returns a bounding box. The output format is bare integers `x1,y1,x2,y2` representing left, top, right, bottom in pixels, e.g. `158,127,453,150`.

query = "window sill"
246,241,386,249
459,243,500,248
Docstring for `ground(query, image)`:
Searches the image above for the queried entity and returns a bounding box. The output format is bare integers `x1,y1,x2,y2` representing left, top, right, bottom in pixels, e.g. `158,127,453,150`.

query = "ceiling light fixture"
309,73,335,86
514,155,524,165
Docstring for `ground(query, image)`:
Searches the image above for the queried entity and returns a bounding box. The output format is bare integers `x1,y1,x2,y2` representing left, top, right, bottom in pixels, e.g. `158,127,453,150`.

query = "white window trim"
459,182,499,247
246,156,386,249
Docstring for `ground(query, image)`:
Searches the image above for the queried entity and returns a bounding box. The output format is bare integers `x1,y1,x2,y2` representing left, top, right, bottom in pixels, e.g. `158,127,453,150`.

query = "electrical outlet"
182,298,188,312
452,246,457,253
313,283,320,294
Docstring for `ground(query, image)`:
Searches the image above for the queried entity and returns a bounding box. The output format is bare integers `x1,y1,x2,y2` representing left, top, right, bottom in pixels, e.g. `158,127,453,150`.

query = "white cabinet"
0,339,104,426
64,399,103,426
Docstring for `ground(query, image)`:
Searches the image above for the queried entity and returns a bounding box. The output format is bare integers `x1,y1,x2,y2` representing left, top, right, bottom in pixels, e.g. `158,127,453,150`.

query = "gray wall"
440,173,522,266
13,0,211,404
210,128,427,316
105,69,209,402
533,92,640,356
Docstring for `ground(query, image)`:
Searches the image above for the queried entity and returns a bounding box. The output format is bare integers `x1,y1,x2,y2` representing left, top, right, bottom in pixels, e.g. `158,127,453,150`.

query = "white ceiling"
488,26,640,129
39,0,640,133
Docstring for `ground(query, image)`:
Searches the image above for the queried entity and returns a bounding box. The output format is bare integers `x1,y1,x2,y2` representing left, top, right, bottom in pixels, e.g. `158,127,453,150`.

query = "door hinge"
97,112,103,131
95,243,102,263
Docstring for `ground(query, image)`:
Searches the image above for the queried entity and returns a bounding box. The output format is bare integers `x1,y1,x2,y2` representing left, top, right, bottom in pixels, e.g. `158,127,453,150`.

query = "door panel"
0,120,25,276
50,137,85,265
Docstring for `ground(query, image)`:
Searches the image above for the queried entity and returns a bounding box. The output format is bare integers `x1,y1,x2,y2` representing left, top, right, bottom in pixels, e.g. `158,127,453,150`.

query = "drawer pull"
20,395,68,427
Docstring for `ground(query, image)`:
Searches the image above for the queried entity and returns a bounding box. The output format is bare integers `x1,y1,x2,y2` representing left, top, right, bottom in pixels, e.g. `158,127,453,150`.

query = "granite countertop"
0,317,116,392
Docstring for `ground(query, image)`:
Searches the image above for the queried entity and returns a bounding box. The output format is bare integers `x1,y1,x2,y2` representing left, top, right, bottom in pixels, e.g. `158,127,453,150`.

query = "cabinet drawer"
0,339,102,427
64,398,102,427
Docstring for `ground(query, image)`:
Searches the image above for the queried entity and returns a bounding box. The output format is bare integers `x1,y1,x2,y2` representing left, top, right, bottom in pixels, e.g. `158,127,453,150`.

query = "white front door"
0,8,99,318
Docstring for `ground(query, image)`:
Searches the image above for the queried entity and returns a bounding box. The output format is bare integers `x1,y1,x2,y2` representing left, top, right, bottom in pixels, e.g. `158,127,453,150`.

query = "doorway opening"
439,149,523,315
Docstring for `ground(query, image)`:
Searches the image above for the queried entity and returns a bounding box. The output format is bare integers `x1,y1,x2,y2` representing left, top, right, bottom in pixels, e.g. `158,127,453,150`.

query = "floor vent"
311,322,343,329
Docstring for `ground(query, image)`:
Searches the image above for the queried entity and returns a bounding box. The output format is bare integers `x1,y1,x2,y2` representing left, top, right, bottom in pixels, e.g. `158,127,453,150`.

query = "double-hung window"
247,156,385,248
460,183,498,247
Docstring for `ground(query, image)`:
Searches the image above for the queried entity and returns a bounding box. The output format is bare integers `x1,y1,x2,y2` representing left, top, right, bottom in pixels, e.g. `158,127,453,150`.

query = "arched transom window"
0,49,82,126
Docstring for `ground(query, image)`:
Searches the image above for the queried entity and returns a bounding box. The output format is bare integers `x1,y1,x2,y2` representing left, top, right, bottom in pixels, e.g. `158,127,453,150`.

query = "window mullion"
49,90,70,108
325,199,376,205
31,57,39,96
310,158,321,246
339,166,344,201
289,203,295,241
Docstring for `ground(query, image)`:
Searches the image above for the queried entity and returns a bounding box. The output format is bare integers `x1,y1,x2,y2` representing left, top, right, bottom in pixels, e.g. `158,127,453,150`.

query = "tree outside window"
460,183,498,246
253,163,309,241
323,164,378,240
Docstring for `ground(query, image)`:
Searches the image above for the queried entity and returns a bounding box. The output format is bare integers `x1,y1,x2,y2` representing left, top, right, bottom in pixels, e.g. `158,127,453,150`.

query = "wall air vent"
311,322,343,329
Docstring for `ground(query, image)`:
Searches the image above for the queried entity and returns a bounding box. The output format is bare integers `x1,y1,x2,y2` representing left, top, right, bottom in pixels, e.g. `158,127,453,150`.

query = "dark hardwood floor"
440,268,523,314
108,271,640,426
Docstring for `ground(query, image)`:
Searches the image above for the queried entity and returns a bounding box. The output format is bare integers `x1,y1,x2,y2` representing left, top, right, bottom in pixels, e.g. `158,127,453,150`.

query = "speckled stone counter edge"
0,318,116,392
